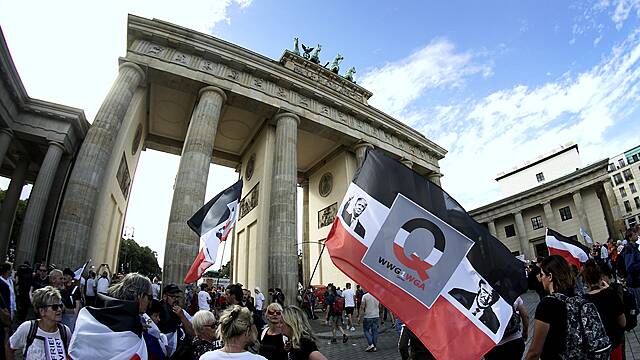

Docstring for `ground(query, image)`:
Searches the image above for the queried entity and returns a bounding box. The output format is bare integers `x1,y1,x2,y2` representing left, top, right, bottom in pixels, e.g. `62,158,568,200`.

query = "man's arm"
516,303,529,340
173,306,194,337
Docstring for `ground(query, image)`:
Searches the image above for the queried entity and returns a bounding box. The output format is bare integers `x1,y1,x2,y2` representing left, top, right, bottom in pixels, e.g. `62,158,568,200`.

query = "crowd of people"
1,225,640,359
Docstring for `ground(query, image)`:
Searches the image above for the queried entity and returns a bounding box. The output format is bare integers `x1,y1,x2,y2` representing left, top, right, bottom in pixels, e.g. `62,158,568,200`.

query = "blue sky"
1,0,640,266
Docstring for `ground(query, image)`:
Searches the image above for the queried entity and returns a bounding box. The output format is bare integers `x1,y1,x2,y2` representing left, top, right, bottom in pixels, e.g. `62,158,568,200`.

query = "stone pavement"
308,290,640,359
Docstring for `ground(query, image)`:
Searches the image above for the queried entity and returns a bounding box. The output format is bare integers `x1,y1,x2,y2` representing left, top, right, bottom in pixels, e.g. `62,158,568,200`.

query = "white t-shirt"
10,321,72,360
342,288,356,308
199,350,267,360
361,293,379,319
255,292,265,311
152,283,161,300
96,277,110,294
497,296,524,346
198,291,212,310
85,278,96,296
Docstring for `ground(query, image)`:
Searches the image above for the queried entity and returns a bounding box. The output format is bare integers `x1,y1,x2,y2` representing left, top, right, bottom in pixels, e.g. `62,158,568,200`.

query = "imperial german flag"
326,149,527,359
184,179,243,284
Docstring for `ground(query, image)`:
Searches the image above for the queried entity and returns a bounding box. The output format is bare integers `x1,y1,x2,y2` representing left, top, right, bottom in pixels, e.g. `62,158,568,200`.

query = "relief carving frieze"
130,40,441,166
239,183,259,220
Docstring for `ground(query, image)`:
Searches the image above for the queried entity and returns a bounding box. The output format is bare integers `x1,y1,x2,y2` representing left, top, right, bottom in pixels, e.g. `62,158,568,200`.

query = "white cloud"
0,1,252,267
360,39,490,117
360,28,640,210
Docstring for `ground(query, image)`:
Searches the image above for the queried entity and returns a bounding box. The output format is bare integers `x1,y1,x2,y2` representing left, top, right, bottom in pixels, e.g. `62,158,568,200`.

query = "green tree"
202,261,231,279
117,237,162,279
0,189,28,262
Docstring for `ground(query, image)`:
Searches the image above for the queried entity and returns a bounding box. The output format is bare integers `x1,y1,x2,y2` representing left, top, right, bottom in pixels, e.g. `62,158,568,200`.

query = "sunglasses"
43,304,64,311
267,310,282,316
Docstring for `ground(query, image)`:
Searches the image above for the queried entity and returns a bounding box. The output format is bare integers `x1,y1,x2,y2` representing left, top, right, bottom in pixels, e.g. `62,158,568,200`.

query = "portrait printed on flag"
341,196,368,238
448,279,500,333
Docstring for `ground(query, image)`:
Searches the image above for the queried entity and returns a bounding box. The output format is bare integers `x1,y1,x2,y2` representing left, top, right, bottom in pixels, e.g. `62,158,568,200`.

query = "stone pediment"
279,51,372,105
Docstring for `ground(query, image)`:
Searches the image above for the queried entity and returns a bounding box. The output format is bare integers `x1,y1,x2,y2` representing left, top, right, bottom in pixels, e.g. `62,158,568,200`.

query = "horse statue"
293,37,300,56
328,54,344,74
301,44,314,59
310,44,322,64
344,66,356,82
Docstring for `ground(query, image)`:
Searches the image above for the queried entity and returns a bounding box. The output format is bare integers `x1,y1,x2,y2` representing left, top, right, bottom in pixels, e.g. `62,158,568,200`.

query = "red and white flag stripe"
545,228,589,268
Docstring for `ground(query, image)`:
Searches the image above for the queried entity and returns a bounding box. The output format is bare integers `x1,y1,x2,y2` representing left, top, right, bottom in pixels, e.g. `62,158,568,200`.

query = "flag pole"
306,241,326,288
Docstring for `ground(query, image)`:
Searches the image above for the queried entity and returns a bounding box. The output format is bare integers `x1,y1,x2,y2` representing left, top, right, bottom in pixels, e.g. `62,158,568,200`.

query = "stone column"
400,159,413,168
354,142,373,166
267,112,299,306
428,172,442,186
542,201,556,230
0,155,28,257
163,86,227,286
572,191,592,243
301,180,310,287
52,63,145,266
487,220,497,237
0,129,13,166
16,142,65,264
514,211,531,259
603,180,625,238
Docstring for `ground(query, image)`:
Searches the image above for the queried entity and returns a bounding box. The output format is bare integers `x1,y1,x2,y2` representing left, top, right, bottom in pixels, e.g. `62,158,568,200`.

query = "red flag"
325,150,526,359
545,228,590,268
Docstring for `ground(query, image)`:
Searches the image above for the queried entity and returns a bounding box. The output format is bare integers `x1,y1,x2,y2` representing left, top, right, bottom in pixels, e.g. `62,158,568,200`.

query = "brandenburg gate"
5,15,446,304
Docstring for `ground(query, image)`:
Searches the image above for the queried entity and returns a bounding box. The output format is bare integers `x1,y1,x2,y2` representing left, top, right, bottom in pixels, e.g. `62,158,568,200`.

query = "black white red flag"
184,179,243,284
545,227,590,267
68,301,147,359
326,149,527,359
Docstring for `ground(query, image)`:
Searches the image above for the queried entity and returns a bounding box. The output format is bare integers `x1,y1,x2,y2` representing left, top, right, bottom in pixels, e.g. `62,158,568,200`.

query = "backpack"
24,320,70,359
621,286,638,331
332,296,345,314
502,308,522,337
553,293,611,360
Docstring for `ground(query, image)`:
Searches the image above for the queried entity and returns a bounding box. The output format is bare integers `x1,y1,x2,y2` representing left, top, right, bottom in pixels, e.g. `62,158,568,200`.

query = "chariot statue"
328,54,344,74
310,44,321,64
293,37,300,56
344,66,356,82
301,44,314,59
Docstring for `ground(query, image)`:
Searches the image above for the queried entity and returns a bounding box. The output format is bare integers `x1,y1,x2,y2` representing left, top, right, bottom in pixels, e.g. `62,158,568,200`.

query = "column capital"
400,158,413,168
47,140,66,152
199,86,227,103
273,112,300,125
300,179,310,188
353,141,374,152
0,128,14,137
119,62,146,82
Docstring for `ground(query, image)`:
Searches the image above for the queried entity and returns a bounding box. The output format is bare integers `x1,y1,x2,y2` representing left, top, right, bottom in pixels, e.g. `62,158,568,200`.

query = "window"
504,224,516,237
629,217,638,228
620,187,628,197
623,169,634,181
625,200,632,213
531,216,543,230
635,196,640,210
631,183,638,194
536,172,545,182
633,154,640,163
619,159,626,168
613,173,624,185
559,206,572,221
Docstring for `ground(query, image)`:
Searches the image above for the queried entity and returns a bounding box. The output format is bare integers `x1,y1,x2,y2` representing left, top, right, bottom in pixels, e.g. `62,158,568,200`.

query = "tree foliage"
117,238,162,279
203,260,231,279
0,189,28,262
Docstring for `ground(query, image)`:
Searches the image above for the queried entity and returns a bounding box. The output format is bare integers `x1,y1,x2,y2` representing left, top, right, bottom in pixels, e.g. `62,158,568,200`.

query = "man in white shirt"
254,287,265,329
198,283,211,311
96,270,110,307
342,283,356,331
152,278,161,300
358,289,380,352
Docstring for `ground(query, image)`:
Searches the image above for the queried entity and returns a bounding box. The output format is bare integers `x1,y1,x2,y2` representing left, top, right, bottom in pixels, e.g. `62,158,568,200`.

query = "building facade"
609,145,640,230
470,146,621,260
0,28,88,264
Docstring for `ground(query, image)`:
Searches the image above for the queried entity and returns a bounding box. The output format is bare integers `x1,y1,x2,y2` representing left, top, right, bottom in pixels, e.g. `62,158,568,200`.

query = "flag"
325,149,527,359
68,300,147,360
546,228,590,267
184,179,243,283
74,259,91,280
580,227,593,244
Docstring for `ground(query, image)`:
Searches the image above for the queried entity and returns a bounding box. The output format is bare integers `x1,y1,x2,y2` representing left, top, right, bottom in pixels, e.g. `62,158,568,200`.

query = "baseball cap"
163,284,183,295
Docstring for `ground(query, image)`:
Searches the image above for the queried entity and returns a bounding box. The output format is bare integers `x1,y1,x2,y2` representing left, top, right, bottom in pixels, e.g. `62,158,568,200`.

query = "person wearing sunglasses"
10,286,72,359
157,283,195,358
191,310,223,359
258,302,288,360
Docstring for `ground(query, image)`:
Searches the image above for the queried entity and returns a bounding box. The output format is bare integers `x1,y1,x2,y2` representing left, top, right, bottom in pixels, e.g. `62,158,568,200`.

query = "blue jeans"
363,317,379,346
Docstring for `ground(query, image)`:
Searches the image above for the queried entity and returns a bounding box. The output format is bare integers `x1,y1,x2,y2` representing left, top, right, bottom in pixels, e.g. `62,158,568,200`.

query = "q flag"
325,149,527,359
184,179,243,284
546,228,590,268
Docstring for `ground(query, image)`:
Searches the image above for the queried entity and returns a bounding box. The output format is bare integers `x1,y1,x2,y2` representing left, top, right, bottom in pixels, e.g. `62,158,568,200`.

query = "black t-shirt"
287,337,318,360
535,295,567,360
259,332,287,360
60,286,81,309
584,288,625,347
31,276,49,292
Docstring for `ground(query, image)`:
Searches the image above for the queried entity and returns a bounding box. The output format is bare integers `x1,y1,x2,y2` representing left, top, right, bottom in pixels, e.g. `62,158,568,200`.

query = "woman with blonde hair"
259,302,288,360
200,305,266,360
281,305,328,360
